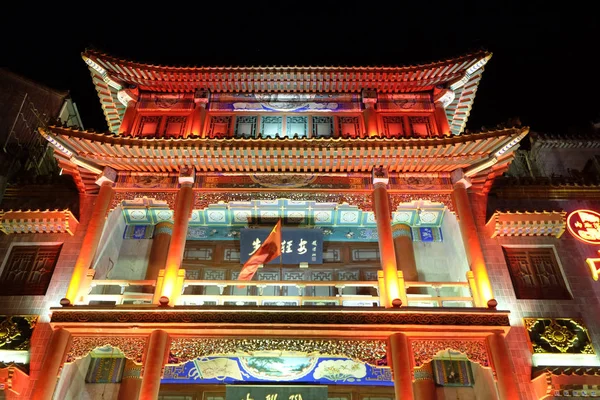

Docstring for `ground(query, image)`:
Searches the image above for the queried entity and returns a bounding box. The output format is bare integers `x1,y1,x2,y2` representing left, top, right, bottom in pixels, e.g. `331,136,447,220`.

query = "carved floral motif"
66,336,146,363
411,339,490,368
170,338,387,366
111,192,177,210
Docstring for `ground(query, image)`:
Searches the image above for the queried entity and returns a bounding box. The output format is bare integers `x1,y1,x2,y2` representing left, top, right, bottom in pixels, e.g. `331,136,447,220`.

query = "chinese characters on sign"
241,228,323,264
566,209,600,245
226,385,327,400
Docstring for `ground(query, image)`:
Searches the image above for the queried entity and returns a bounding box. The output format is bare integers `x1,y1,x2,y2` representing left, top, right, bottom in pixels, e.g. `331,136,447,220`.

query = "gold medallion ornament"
540,321,578,353
0,318,21,348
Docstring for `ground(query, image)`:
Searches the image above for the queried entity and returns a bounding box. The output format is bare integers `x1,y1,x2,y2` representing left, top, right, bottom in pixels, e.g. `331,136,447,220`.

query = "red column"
363,104,379,137
31,328,71,400
117,359,142,400
452,171,495,308
487,332,519,400
389,333,415,400
372,176,401,308
63,169,116,305
434,102,451,136
145,222,173,281
118,101,137,135
139,330,169,400
392,224,420,294
158,181,194,305
191,104,207,137
413,362,437,400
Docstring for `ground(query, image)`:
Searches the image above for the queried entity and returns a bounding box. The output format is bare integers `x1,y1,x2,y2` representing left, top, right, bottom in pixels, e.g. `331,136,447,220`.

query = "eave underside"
43,126,527,195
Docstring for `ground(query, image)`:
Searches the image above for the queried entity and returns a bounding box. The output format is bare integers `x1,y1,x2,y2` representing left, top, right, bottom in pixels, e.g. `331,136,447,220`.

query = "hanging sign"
566,209,600,245
240,228,323,264
226,385,327,400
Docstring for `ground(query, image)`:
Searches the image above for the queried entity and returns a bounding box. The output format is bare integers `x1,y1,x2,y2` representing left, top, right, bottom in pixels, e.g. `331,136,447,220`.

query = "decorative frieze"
485,210,566,238
0,209,79,235
170,338,387,366
50,307,511,327
66,336,146,363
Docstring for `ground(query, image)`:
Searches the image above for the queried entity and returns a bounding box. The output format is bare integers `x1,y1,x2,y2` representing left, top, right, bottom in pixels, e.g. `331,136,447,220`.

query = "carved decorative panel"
169,338,387,366
0,244,62,295
382,116,405,137
502,247,571,300
165,116,187,138
66,336,146,363
137,115,161,136
209,116,231,138
411,339,490,368
525,318,595,354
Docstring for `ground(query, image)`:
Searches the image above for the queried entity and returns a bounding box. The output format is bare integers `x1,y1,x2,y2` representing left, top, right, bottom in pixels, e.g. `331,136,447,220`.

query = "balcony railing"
83,271,476,308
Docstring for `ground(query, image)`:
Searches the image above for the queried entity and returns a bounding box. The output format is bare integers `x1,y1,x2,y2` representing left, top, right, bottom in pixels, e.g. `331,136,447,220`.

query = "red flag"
238,219,282,284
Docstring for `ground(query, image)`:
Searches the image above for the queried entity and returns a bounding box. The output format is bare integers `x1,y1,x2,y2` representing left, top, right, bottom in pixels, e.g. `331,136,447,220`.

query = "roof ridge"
81,48,492,71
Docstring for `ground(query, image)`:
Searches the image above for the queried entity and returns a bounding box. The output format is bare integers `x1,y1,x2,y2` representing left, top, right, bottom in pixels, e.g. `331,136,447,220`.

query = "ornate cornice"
50,306,510,327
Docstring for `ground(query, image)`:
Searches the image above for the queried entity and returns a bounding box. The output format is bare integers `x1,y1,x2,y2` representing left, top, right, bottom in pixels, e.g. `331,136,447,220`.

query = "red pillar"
145,222,173,281
363,105,379,137
31,328,71,400
118,101,137,135
63,168,116,305
389,333,415,400
487,332,519,400
452,170,495,308
139,330,169,400
157,179,194,305
392,223,420,294
434,102,451,136
372,170,401,308
117,359,142,400
413,362,437,400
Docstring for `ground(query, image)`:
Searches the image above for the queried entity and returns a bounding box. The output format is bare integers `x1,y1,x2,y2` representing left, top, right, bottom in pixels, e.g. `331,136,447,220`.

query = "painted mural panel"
161,356,393,386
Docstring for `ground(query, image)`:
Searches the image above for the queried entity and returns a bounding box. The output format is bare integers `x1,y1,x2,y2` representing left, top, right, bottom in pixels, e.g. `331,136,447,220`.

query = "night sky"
2,1,598,134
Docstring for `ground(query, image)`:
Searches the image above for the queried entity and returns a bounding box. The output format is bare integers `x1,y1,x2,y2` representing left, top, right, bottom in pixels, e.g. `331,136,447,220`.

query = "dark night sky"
2,1,598,134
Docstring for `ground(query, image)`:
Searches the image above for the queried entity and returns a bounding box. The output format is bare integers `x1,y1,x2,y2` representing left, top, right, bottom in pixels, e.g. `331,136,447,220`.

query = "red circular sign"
566,209,600,245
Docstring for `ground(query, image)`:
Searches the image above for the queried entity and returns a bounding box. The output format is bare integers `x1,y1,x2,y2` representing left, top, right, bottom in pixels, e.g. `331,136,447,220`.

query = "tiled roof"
81,49,492,135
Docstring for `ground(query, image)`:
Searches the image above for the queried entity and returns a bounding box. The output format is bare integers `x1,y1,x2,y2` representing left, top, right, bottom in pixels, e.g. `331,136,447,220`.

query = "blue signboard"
161,356,393,386
240,228,323,264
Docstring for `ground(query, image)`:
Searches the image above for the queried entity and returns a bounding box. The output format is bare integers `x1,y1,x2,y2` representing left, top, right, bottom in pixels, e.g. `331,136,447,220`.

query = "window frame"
501,245,573,300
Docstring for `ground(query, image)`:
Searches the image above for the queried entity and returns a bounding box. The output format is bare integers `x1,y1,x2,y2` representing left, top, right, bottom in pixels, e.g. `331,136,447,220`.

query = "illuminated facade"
0,49,599,399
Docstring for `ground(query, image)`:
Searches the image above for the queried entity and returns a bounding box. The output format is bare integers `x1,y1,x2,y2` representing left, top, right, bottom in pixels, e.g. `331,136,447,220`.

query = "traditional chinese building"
0,49,599,400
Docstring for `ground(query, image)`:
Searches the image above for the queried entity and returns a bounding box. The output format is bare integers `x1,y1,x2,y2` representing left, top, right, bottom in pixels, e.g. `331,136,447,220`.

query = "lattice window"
209,116,231,138
409,116,434,137
164,116,187,138
0,244,62,295
352,249,380,261
312,116,334,138
338,116,360,138
183,247,213,261
382,116,405,137
323,248,341,263
286,116,308,138
363,270,379,281
137,116,161,137
261,116,283,138
234,116,257,138
502,247,571,300
223,248,240,262
338,270,360,281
